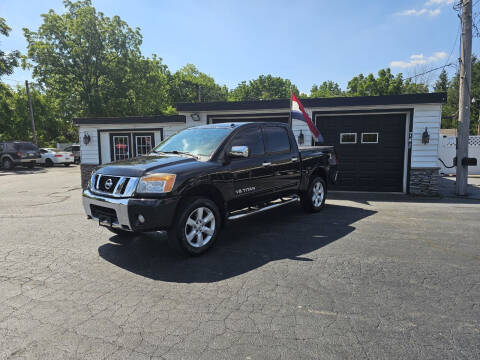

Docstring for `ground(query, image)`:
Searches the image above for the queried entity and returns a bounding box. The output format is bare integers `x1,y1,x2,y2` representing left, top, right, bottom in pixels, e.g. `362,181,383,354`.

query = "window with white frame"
340,133,357,144
361,133,379,144
135,135,153,156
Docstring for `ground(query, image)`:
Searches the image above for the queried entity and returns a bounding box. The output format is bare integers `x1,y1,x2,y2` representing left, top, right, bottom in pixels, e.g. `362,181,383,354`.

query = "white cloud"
425,0,454,6
396,0,453,17
390,52,447,68
397,8,441,16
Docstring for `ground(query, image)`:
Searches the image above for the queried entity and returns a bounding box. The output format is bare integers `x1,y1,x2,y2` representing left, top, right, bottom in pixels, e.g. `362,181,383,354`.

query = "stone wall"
80,164,97,189
410,168,440,196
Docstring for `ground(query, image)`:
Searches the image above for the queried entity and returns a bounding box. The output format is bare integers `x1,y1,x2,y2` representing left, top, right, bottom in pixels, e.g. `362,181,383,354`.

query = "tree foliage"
170,64,228,104
434,69,449,93
0,18,21,78
23,0,146,117
347,68,428,96
441,57,480,134
310,81,343,98
229,75,299,101
0,83,75,145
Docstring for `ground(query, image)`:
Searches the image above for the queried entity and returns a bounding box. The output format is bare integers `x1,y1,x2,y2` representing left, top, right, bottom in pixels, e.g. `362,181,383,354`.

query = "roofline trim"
73,114,186,125
176,93,447,112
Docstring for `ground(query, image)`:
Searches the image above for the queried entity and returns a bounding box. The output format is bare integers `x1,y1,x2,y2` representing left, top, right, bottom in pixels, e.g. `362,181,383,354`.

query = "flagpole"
288,87,292,129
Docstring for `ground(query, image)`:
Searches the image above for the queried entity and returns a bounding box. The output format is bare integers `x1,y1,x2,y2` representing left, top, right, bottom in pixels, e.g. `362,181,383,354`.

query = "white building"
75,93,446,195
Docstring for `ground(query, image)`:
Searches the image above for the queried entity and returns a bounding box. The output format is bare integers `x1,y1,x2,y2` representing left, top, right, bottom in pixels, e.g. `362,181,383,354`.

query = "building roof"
176,93,447,112
73,114,186,125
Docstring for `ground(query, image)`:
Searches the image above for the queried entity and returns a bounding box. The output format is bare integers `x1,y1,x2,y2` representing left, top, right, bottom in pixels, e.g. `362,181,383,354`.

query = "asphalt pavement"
0,166,479,359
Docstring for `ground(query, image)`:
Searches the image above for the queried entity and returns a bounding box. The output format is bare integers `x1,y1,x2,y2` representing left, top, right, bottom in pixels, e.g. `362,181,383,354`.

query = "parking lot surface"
0,167,479,359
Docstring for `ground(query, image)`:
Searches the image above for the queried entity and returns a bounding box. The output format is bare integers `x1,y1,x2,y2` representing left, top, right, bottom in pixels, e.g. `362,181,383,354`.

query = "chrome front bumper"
83,189,132,231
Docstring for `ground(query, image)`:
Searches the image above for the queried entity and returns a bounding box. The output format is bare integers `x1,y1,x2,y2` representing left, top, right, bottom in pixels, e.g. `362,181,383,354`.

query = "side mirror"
230,145,249,158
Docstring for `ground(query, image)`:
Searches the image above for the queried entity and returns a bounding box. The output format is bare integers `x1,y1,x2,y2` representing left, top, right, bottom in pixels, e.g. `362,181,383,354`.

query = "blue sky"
1,0,478,93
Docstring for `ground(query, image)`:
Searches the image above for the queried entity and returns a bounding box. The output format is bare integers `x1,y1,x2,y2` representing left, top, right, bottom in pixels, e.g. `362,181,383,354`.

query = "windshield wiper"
153,150,199,159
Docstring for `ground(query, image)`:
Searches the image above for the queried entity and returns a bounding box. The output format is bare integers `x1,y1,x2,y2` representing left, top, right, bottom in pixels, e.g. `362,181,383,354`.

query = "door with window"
227,125,274,210
261,126,301,197
111,134,131,161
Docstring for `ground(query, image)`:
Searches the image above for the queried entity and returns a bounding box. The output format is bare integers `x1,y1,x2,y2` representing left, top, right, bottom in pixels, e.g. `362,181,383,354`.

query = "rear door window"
230,126,265,157
263,126,291,154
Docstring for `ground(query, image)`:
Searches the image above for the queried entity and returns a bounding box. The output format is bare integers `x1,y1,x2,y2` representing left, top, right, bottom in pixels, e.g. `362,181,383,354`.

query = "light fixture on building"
191,113,200,121
298,130,304,145
422,127,430,144
83,132,91,145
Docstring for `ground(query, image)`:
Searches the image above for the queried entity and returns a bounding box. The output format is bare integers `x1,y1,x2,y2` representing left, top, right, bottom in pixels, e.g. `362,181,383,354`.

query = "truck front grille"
90,174,138,197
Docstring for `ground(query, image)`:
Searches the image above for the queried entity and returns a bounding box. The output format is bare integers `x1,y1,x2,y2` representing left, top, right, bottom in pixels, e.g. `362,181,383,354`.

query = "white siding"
411,104,442,168
79,126,99,165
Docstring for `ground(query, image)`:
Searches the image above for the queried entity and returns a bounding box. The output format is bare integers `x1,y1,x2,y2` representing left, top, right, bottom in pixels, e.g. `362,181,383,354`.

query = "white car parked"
39,148,74,167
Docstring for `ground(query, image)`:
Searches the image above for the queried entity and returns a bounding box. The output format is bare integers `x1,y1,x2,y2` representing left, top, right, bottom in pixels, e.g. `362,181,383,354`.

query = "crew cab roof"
192,122,288,129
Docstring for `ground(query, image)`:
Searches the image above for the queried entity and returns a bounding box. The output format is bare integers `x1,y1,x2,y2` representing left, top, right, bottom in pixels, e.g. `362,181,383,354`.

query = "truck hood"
96,155,196,177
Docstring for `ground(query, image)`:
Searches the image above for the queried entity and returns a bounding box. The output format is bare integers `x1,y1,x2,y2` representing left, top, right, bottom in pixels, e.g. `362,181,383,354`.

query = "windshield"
152,128,231,157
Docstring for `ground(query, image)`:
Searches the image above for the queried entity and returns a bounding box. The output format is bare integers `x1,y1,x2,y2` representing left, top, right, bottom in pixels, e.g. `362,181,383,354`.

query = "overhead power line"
404,63,456,82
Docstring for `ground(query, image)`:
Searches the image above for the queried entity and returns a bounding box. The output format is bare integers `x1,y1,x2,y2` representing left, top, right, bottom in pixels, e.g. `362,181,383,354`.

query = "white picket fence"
438,135,480,175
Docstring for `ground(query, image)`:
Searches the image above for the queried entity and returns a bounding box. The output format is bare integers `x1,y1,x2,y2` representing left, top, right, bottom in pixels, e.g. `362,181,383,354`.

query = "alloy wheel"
312,181,324,208
184,206,216,248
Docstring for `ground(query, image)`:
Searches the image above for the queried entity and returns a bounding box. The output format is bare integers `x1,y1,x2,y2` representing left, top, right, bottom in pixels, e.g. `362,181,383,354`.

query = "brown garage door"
316,113,406,192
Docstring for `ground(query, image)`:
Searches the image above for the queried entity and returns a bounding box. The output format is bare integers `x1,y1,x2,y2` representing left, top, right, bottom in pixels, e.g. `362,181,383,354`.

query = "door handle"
291,157,298,162
262,162,272,167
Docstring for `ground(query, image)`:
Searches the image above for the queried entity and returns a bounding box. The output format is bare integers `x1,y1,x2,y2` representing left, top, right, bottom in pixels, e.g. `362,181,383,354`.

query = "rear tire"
64,163,70,167
300,176,327,213
26,163,35,169
168,197,221,256
2,157,14,170
45,158,54,167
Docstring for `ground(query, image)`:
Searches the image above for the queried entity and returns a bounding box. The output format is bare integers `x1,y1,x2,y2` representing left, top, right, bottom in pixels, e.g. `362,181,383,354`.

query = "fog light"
137,214,145,224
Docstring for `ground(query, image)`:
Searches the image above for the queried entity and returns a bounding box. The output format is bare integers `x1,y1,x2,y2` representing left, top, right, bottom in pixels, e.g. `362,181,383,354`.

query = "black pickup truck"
83,122,337,255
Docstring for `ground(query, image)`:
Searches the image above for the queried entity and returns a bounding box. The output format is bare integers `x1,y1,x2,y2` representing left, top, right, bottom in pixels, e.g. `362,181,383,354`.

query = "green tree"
0,83,75,145
310,81,343,98
23,0,145,117
434,69,449,93
347,68,428,96
442,57,480,134
0,18,21,77
170,64,228,104
229,74,299,101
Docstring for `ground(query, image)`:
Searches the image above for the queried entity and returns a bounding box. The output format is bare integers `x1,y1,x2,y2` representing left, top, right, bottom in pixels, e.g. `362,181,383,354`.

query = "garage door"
316,113,406,192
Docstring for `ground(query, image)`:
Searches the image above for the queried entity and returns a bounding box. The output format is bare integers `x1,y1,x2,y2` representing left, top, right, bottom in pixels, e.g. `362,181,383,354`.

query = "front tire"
168,197,220,256
301,176,327,213
2,157,14,170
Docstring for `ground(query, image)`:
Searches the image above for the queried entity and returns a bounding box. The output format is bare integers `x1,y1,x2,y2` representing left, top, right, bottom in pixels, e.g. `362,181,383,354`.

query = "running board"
227,196,299,220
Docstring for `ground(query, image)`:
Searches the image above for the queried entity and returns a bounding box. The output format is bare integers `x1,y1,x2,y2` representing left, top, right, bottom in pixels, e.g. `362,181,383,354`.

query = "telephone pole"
456,0,472,196
25,80,37,145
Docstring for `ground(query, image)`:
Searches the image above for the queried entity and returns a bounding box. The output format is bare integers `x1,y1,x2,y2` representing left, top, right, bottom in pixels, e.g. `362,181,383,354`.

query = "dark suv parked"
0,141,41,170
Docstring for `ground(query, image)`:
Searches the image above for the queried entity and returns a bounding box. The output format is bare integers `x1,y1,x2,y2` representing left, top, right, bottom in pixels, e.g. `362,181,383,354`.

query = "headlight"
137,173,176,193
